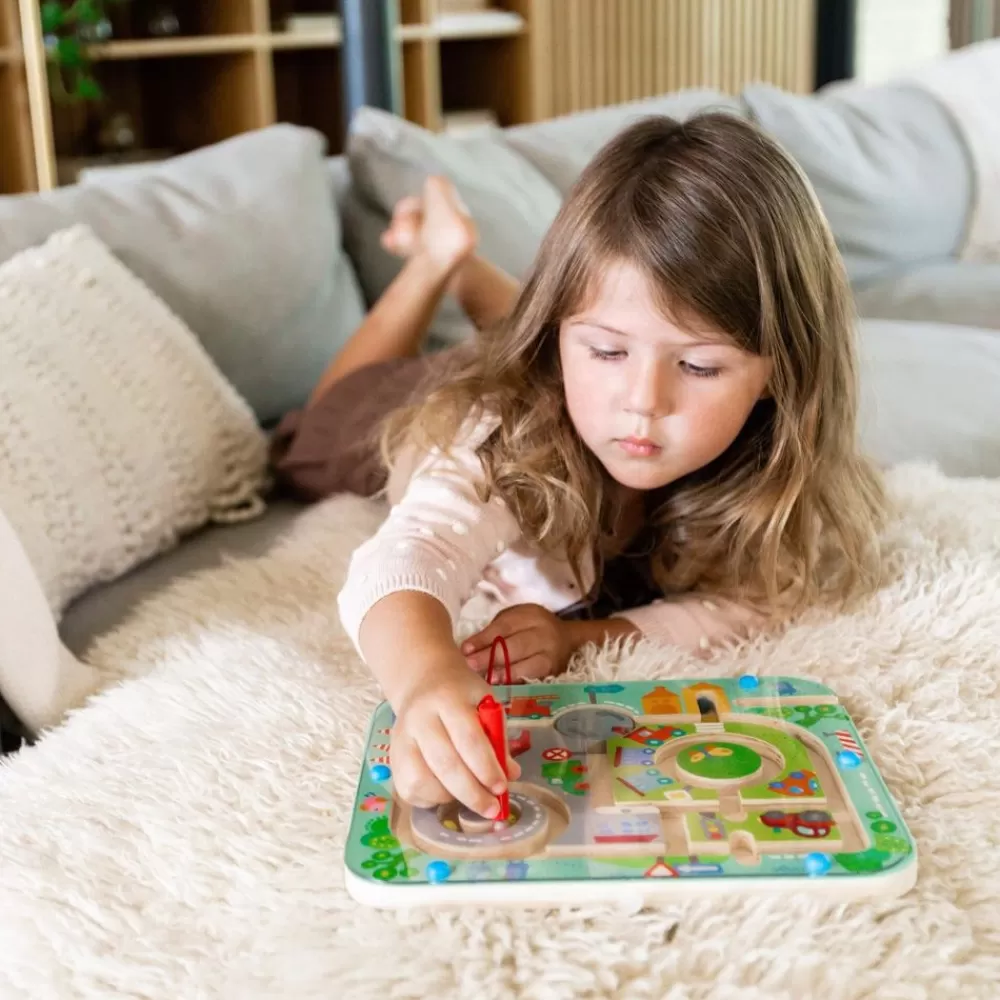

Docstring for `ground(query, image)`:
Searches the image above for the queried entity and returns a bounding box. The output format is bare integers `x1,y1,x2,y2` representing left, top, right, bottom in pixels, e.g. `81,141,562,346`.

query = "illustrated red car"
507,695,558,719
759,809,834,838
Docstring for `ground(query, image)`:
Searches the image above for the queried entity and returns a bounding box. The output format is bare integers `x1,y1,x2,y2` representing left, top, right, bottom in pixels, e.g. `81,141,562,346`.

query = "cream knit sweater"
338,415,762,656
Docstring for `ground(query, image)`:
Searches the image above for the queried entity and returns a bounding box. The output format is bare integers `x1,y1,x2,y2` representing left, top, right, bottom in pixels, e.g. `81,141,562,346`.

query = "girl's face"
559,262,773,493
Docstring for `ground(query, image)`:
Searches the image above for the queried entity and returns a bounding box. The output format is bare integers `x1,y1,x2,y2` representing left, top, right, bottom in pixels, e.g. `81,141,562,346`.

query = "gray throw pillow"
743,82,974,288
506,89,747,194
344,108,562,344
0,125,365,424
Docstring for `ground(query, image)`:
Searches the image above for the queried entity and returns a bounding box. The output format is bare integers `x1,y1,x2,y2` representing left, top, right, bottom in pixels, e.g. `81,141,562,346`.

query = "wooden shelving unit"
2,0,818,196
2,0,535,192
0,0,35,193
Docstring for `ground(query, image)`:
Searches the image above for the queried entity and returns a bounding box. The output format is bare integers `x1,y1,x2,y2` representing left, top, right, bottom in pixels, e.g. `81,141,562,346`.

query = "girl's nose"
626,362,672,418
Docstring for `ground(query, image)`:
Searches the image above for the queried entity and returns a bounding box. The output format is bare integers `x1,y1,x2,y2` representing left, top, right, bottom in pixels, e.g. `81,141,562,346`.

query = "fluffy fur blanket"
1,464,998,999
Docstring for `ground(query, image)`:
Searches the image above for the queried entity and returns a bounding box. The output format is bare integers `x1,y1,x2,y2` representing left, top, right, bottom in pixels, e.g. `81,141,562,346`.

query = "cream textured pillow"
0,225,269,613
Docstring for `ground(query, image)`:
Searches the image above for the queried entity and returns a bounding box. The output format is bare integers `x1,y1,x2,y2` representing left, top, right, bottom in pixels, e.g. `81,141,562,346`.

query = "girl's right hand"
390,657,521,817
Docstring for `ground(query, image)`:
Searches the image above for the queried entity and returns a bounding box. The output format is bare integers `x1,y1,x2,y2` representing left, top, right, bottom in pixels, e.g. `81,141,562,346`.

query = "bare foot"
381,175,478,276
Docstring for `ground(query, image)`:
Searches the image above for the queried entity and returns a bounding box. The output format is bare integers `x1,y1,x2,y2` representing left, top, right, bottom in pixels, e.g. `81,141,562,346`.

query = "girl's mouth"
618,437,662,457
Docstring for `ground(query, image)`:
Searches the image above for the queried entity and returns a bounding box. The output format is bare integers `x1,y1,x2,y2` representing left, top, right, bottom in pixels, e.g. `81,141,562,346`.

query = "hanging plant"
41,0,129,102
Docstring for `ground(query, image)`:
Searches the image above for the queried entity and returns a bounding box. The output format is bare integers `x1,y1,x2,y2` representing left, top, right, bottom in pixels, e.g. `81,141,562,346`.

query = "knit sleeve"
613,595,769,655
337,425,520,656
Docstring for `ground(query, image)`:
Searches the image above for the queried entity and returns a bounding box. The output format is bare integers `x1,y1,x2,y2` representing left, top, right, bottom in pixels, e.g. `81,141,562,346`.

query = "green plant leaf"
75,75,103,101
57,36,85,69
41,2,66,33
76,0,102,25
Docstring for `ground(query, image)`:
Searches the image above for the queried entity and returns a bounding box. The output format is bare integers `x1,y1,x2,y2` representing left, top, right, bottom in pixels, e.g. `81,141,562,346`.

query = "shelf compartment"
50,53,267,172
106,0,255,41
439,33,523,127
274,46,344,154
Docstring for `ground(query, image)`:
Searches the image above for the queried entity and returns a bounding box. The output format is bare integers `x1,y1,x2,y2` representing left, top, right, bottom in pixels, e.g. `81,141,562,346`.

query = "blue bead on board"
804,853,832,877
370,764,391,782
837,750,862,770
426,860,452,884
737,674,760,690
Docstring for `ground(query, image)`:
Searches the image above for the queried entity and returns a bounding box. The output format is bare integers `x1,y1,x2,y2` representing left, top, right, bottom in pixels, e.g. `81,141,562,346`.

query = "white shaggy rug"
1,464,999,999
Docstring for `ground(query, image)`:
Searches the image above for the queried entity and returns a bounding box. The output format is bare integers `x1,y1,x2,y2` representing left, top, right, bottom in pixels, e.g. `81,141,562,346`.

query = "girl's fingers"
441,702,510,795
462,606,544,655
466,630,541,673
391,735,451,809
461,619,508,655
419,718,501,818
390,195,422,221
511,654,555,681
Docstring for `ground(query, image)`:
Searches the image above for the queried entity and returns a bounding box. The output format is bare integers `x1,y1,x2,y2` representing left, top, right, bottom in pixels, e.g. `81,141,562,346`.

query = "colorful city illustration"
345,677,917,905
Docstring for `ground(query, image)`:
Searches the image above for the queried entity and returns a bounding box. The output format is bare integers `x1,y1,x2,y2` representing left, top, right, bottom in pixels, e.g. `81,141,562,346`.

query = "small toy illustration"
344,662,917,908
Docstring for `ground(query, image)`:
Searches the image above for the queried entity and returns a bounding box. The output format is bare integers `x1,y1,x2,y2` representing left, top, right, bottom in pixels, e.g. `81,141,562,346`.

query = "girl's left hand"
461,604,573,681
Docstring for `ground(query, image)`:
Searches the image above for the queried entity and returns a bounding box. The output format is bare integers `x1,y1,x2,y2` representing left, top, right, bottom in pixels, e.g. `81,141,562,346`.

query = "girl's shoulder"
385,405,501,504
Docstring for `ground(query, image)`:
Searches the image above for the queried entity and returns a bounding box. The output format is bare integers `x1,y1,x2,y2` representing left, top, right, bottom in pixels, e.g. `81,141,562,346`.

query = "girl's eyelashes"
588,347,626,361
587,347,722,378
681,361,722,378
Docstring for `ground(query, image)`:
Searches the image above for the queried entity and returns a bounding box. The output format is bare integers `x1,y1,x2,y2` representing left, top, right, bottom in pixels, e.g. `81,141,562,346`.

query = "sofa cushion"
0,226,269,614
743,82,973,287
857,318,1000,478
506,88,746,194
60,501,306,655
0,125,365,425
854,260,1000,332
344,107,562,343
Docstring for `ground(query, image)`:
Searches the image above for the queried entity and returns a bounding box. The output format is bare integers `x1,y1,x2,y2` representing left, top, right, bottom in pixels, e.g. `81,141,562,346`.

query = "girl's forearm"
563,617,641,653
358,590,466,709
308,253,453,407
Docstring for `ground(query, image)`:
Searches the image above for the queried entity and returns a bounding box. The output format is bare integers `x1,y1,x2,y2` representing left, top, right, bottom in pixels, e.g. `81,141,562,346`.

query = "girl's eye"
681,361,722,378
589,348,626,362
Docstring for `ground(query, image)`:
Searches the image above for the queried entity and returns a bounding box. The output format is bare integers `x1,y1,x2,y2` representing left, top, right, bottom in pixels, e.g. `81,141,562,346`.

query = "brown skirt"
270,351,453,501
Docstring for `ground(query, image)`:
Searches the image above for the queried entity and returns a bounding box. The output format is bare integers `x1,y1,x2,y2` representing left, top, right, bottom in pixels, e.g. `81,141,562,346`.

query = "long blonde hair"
384,112,885,615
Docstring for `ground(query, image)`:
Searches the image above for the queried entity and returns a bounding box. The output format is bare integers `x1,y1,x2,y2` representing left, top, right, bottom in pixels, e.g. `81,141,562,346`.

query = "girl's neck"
602,485,647,558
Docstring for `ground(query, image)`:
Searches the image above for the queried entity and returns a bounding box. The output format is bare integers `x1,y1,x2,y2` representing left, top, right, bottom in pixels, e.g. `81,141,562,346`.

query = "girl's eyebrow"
568,318,730,347
567,319,629,338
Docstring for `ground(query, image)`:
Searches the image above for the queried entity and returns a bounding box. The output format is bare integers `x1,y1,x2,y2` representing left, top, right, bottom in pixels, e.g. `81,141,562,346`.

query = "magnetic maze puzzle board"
344,677,917,908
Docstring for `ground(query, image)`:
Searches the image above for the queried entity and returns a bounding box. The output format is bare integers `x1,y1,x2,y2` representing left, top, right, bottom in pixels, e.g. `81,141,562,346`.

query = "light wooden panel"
249,0,276,125
402,38,442,129
534,0,816,120
0,63,36,193
0,0,33,192
15,0,55,189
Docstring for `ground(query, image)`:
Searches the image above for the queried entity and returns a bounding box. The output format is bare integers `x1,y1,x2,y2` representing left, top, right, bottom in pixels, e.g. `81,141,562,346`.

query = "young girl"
273,112,884,820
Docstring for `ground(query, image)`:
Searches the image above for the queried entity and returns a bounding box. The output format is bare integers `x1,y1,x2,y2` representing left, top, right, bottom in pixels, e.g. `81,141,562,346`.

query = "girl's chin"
604,459,678,492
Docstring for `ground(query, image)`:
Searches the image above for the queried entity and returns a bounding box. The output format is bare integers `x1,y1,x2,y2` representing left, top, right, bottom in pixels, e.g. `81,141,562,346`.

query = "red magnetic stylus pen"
477,694,510,821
